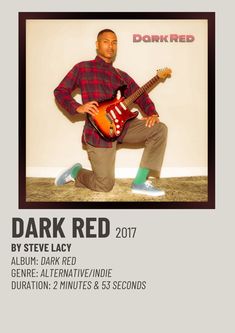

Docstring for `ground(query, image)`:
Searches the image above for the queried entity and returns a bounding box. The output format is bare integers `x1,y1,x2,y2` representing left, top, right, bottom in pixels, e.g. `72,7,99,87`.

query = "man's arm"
54,64,99,117
54,64,82,115
120,71,159,116
120,70,160,127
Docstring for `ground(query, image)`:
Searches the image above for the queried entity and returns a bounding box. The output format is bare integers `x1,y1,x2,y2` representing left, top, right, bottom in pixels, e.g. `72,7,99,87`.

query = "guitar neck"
124,75,160,107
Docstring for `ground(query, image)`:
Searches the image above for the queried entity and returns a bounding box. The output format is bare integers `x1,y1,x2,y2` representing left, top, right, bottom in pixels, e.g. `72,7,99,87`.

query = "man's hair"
97,29,116,39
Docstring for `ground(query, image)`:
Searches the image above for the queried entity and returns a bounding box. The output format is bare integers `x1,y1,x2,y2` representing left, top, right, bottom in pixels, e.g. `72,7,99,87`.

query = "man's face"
96,32,117,63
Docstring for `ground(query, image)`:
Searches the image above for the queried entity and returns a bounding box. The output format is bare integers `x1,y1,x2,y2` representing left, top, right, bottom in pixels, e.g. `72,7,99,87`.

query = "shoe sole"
54,163,81,186
131,189,165,197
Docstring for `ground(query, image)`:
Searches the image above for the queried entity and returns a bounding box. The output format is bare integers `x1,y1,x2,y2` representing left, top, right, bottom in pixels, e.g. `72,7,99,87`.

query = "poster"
1,1,234,333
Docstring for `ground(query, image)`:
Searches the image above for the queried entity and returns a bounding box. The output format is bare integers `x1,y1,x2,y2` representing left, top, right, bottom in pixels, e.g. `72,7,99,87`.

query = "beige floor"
26,176,208,202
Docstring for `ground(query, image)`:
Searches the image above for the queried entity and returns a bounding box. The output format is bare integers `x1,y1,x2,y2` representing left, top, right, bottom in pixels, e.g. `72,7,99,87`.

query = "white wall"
26,19,208,178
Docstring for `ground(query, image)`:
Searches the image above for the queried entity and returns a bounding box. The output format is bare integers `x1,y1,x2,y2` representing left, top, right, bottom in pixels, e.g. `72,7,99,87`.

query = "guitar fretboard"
124,75,160,107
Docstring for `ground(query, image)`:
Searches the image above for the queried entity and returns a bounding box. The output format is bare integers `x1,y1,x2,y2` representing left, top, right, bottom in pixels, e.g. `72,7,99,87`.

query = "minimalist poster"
21,13,214,209
0,2,234,333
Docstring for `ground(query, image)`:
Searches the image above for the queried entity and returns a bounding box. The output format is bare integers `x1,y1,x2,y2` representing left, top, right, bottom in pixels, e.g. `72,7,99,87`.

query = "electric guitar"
88,67,172,140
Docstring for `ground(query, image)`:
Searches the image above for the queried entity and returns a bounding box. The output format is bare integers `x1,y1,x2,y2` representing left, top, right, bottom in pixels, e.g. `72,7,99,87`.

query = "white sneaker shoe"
54,163,82,186
131,180,165,197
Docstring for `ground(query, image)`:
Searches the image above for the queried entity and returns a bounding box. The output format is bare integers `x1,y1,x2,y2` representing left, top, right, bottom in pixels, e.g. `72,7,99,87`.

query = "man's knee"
157,122,168,137
96,176,115,192
149,122,168,140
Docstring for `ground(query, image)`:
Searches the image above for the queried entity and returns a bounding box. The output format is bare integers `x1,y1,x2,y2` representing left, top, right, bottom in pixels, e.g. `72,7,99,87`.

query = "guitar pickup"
120,102,127,110
115,106,122,115
110,110,116,119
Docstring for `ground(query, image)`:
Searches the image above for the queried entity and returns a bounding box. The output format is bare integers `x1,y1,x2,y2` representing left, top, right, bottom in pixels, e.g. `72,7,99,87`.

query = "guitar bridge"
105,113,113,124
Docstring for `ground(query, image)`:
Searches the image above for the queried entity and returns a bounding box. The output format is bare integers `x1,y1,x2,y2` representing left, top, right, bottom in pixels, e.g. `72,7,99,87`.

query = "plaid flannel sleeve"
120,70,159,117
54,64,81,115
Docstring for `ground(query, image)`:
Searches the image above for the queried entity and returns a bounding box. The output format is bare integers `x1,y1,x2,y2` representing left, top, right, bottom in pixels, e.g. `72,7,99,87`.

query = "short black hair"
97,29,116,39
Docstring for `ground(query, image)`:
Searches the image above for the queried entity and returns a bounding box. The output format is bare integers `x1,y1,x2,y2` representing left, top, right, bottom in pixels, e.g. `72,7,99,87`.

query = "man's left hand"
141,115,160,127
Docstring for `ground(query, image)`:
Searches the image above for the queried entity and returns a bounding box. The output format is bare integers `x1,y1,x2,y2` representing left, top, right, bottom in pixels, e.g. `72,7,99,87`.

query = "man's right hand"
76,101,99,117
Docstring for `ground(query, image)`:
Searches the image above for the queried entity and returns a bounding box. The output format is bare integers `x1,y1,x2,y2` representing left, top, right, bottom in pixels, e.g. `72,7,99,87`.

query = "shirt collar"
95,55,113,67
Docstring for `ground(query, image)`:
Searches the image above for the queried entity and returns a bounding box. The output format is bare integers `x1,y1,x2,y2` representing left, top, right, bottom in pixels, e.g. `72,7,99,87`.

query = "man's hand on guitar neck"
76,101,99,117
141,114,160,128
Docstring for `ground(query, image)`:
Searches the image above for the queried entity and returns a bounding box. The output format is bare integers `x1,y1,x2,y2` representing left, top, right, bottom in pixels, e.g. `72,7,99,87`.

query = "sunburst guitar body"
88,67,172,140
88,88,138,140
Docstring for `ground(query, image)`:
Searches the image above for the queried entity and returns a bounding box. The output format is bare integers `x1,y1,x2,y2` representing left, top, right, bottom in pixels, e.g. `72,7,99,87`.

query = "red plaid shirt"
54,56,158,147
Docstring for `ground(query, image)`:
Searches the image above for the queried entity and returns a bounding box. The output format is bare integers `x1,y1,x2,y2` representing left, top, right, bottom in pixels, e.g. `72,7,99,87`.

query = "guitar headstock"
157,67,172,79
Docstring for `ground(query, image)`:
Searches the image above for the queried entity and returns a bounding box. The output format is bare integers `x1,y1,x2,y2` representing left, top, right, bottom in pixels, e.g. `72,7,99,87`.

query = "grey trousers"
75,118,168,192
